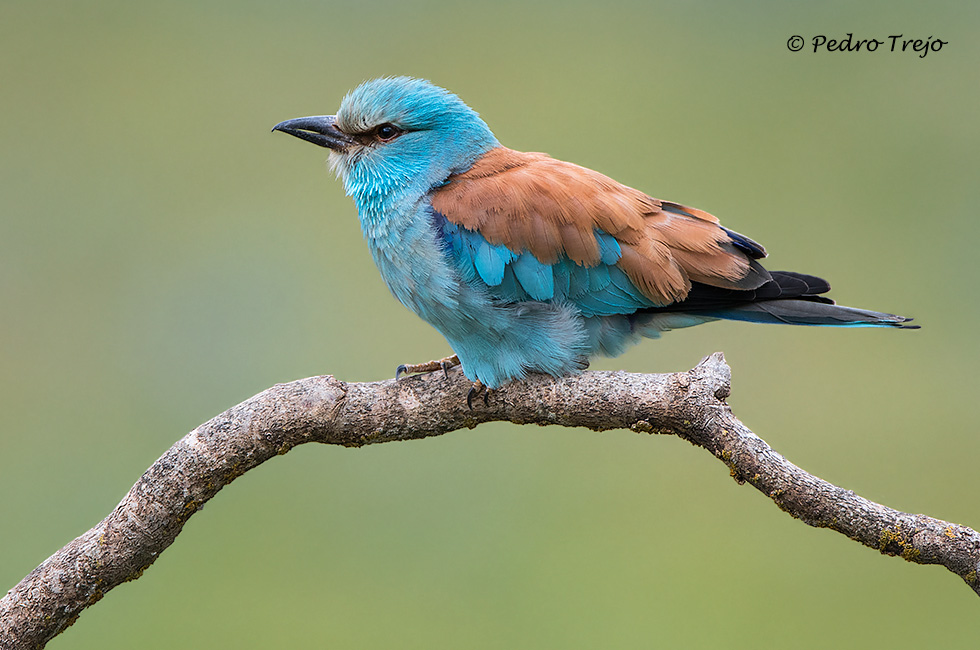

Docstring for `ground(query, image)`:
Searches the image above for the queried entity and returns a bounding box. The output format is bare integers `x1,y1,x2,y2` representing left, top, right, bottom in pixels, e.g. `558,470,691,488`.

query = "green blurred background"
2,0,978,646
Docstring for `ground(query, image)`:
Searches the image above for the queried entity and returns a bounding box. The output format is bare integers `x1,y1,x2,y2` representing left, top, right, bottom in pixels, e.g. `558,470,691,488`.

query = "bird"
273,77,915,400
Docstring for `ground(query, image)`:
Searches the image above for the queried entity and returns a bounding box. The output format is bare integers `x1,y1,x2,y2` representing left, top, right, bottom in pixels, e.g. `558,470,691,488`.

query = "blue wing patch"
475,240,512,285
510,253,554,300
596,232,621,265
434,210,658,316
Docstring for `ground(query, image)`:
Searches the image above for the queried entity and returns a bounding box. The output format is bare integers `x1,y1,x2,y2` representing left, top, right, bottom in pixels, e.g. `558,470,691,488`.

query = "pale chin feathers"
327,151,348,179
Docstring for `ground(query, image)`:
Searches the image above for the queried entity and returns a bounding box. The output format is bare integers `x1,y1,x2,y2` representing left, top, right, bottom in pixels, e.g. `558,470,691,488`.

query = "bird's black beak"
272,115,356,151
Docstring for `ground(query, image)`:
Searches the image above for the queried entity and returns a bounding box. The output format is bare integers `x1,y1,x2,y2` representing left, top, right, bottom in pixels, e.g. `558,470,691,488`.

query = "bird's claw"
466,380,490,410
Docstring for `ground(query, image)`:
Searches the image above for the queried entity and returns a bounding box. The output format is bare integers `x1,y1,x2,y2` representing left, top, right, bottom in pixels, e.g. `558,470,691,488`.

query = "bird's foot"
395,354,460,380
466,379,490,410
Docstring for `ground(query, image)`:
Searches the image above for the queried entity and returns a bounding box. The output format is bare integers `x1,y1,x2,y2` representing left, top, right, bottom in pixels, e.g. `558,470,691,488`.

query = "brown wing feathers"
430,147,765,305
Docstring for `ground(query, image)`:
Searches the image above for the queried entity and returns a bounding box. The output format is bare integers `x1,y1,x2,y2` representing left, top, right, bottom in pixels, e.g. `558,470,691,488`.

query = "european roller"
274,77,914,400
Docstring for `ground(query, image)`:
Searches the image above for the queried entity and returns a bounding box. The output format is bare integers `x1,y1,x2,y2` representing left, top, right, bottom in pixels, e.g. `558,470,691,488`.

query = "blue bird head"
274,77,499,214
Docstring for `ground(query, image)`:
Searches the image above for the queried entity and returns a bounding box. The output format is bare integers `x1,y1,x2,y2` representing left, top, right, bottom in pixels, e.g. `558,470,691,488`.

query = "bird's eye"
375,123,401,142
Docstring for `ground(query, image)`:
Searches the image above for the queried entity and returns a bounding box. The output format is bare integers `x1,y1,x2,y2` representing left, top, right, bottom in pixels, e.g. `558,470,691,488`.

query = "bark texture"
2,353,977,648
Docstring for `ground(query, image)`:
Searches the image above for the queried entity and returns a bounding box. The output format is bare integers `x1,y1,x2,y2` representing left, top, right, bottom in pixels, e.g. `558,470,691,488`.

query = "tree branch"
2,352,978,648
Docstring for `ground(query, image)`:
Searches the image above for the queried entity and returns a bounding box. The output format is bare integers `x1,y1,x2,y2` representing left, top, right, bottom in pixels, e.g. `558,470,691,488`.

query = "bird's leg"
395,354,460,380
394,355,486,409
466,379,490,410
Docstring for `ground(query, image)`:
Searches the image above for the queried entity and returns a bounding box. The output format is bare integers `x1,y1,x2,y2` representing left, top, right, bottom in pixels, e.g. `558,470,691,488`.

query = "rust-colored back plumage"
431,147,766,305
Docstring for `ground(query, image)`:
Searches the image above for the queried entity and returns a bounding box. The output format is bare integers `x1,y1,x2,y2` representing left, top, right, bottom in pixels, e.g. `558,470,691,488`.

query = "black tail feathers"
649,270,918,329
711,299,918,328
